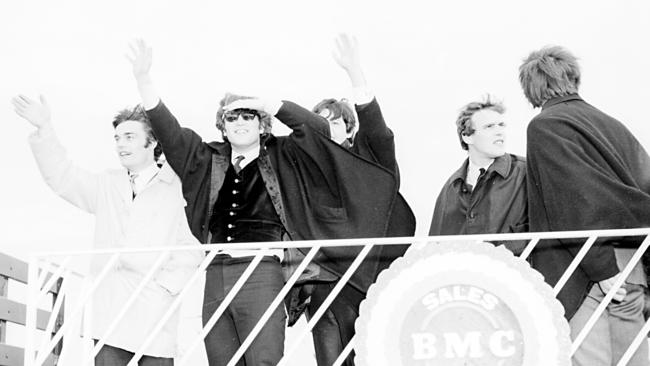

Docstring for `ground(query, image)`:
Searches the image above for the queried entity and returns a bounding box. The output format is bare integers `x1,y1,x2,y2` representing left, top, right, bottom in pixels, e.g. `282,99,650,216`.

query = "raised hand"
224,98,282,116
333,33,361,72
126,38,153,81
598,272,627,302
332,33,366,88
11,95,51,129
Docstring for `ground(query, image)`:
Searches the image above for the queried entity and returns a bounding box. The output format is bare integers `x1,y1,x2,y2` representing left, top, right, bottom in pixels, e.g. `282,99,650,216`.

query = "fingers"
335,34,344,51
11,96,31,121
126,39,152,61
335,33,356,52
612,287,627,302
224,99,260,112
129,42,138,56
12,94,39,108
331,49,340,63
599,275,628,303
11,96,28,110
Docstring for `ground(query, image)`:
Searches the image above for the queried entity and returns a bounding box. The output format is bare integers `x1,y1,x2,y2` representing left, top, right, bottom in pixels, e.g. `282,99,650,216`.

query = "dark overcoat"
526,94,650,319
146,99,414,293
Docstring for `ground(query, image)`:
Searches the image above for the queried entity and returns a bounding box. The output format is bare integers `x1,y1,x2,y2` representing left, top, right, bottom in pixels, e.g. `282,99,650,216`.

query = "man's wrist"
34,122,54,138
265,100,283,116
135,73,153,85
345,65,366,87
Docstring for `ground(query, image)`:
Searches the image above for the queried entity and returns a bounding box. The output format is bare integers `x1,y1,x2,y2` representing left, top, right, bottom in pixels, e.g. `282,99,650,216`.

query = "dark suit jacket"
146,99,412,293
526,94,650,319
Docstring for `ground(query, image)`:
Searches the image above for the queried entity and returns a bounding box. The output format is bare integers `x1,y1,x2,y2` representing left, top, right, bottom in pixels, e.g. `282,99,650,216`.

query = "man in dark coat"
301,34,416,366
520,45,650,366
128,40,413,365
429,95,527,255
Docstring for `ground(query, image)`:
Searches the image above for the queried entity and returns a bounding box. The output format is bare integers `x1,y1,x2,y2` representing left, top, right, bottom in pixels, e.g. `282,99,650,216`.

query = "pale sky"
2,1,650,363
2,0,649,256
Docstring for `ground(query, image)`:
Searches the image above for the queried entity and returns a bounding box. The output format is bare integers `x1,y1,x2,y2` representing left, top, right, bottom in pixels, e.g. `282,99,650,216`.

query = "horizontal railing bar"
0,297,52,330
0,343,57,366
39,257,86,279
29,228,650,257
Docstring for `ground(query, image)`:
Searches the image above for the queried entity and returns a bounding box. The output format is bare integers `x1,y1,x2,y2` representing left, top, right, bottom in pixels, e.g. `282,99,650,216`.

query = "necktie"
129,173,138,199
233,155,245,174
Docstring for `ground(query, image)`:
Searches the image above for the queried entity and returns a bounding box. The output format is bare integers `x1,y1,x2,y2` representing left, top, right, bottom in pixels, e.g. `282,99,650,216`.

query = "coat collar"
156,162,176,183
542,94,583,110
451,154,512,184
205,133,276,158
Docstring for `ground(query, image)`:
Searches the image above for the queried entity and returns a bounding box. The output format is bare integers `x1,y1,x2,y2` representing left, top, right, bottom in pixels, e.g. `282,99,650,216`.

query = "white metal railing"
23,228,650,365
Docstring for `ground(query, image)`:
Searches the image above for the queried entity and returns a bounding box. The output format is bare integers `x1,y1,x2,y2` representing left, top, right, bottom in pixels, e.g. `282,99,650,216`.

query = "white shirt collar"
129,162,160,195
231,148,260,170
466,158,494,189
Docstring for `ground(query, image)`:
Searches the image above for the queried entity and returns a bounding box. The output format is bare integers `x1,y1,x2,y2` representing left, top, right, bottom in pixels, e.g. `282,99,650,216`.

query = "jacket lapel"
204,154,229,243
257,147,290,238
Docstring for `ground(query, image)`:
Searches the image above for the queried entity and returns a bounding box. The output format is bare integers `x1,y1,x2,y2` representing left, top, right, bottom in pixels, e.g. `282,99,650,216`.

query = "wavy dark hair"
312,98,357,134
455,95,505,151
112,105,162,161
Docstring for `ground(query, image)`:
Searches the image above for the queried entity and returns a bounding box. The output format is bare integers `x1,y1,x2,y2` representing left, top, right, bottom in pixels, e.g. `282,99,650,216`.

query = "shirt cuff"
348,86,375,106
266,100,284,117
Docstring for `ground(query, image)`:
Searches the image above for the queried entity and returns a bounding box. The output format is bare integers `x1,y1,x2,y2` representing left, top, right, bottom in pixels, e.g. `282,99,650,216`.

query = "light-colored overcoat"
30,126,202,357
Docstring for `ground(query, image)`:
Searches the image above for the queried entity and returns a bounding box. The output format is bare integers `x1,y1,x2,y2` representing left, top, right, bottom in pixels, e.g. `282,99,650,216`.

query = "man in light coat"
12,96,202,366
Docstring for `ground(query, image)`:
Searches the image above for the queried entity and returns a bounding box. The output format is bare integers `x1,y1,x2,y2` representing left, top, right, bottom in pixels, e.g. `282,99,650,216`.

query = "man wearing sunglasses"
128,40,405,366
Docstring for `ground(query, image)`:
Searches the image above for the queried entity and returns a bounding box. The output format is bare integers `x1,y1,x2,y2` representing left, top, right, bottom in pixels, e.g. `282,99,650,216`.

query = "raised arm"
127,40,209,179
224,98,330,137
333,33,367,90
334,34,398,174
127,39,159,110
12,95,100,213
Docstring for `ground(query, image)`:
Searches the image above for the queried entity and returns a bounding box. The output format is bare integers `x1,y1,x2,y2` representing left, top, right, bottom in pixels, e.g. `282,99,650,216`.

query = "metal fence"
22,228,650,366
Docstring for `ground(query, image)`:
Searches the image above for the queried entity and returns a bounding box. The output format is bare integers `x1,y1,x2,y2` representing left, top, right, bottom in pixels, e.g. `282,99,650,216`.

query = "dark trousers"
202,256,286,366
95,343,173,366
305,282,364,366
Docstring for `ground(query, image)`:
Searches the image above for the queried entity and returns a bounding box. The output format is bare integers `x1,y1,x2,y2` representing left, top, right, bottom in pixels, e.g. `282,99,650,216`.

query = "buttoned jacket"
146,100,406,292
429,154,528,240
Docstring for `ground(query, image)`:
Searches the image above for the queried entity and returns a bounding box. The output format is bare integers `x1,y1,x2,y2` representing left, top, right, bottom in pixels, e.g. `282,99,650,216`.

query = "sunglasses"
223,109,259,123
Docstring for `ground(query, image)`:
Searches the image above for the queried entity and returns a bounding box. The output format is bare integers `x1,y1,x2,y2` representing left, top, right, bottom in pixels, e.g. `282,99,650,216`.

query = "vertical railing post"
25,255,40,366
